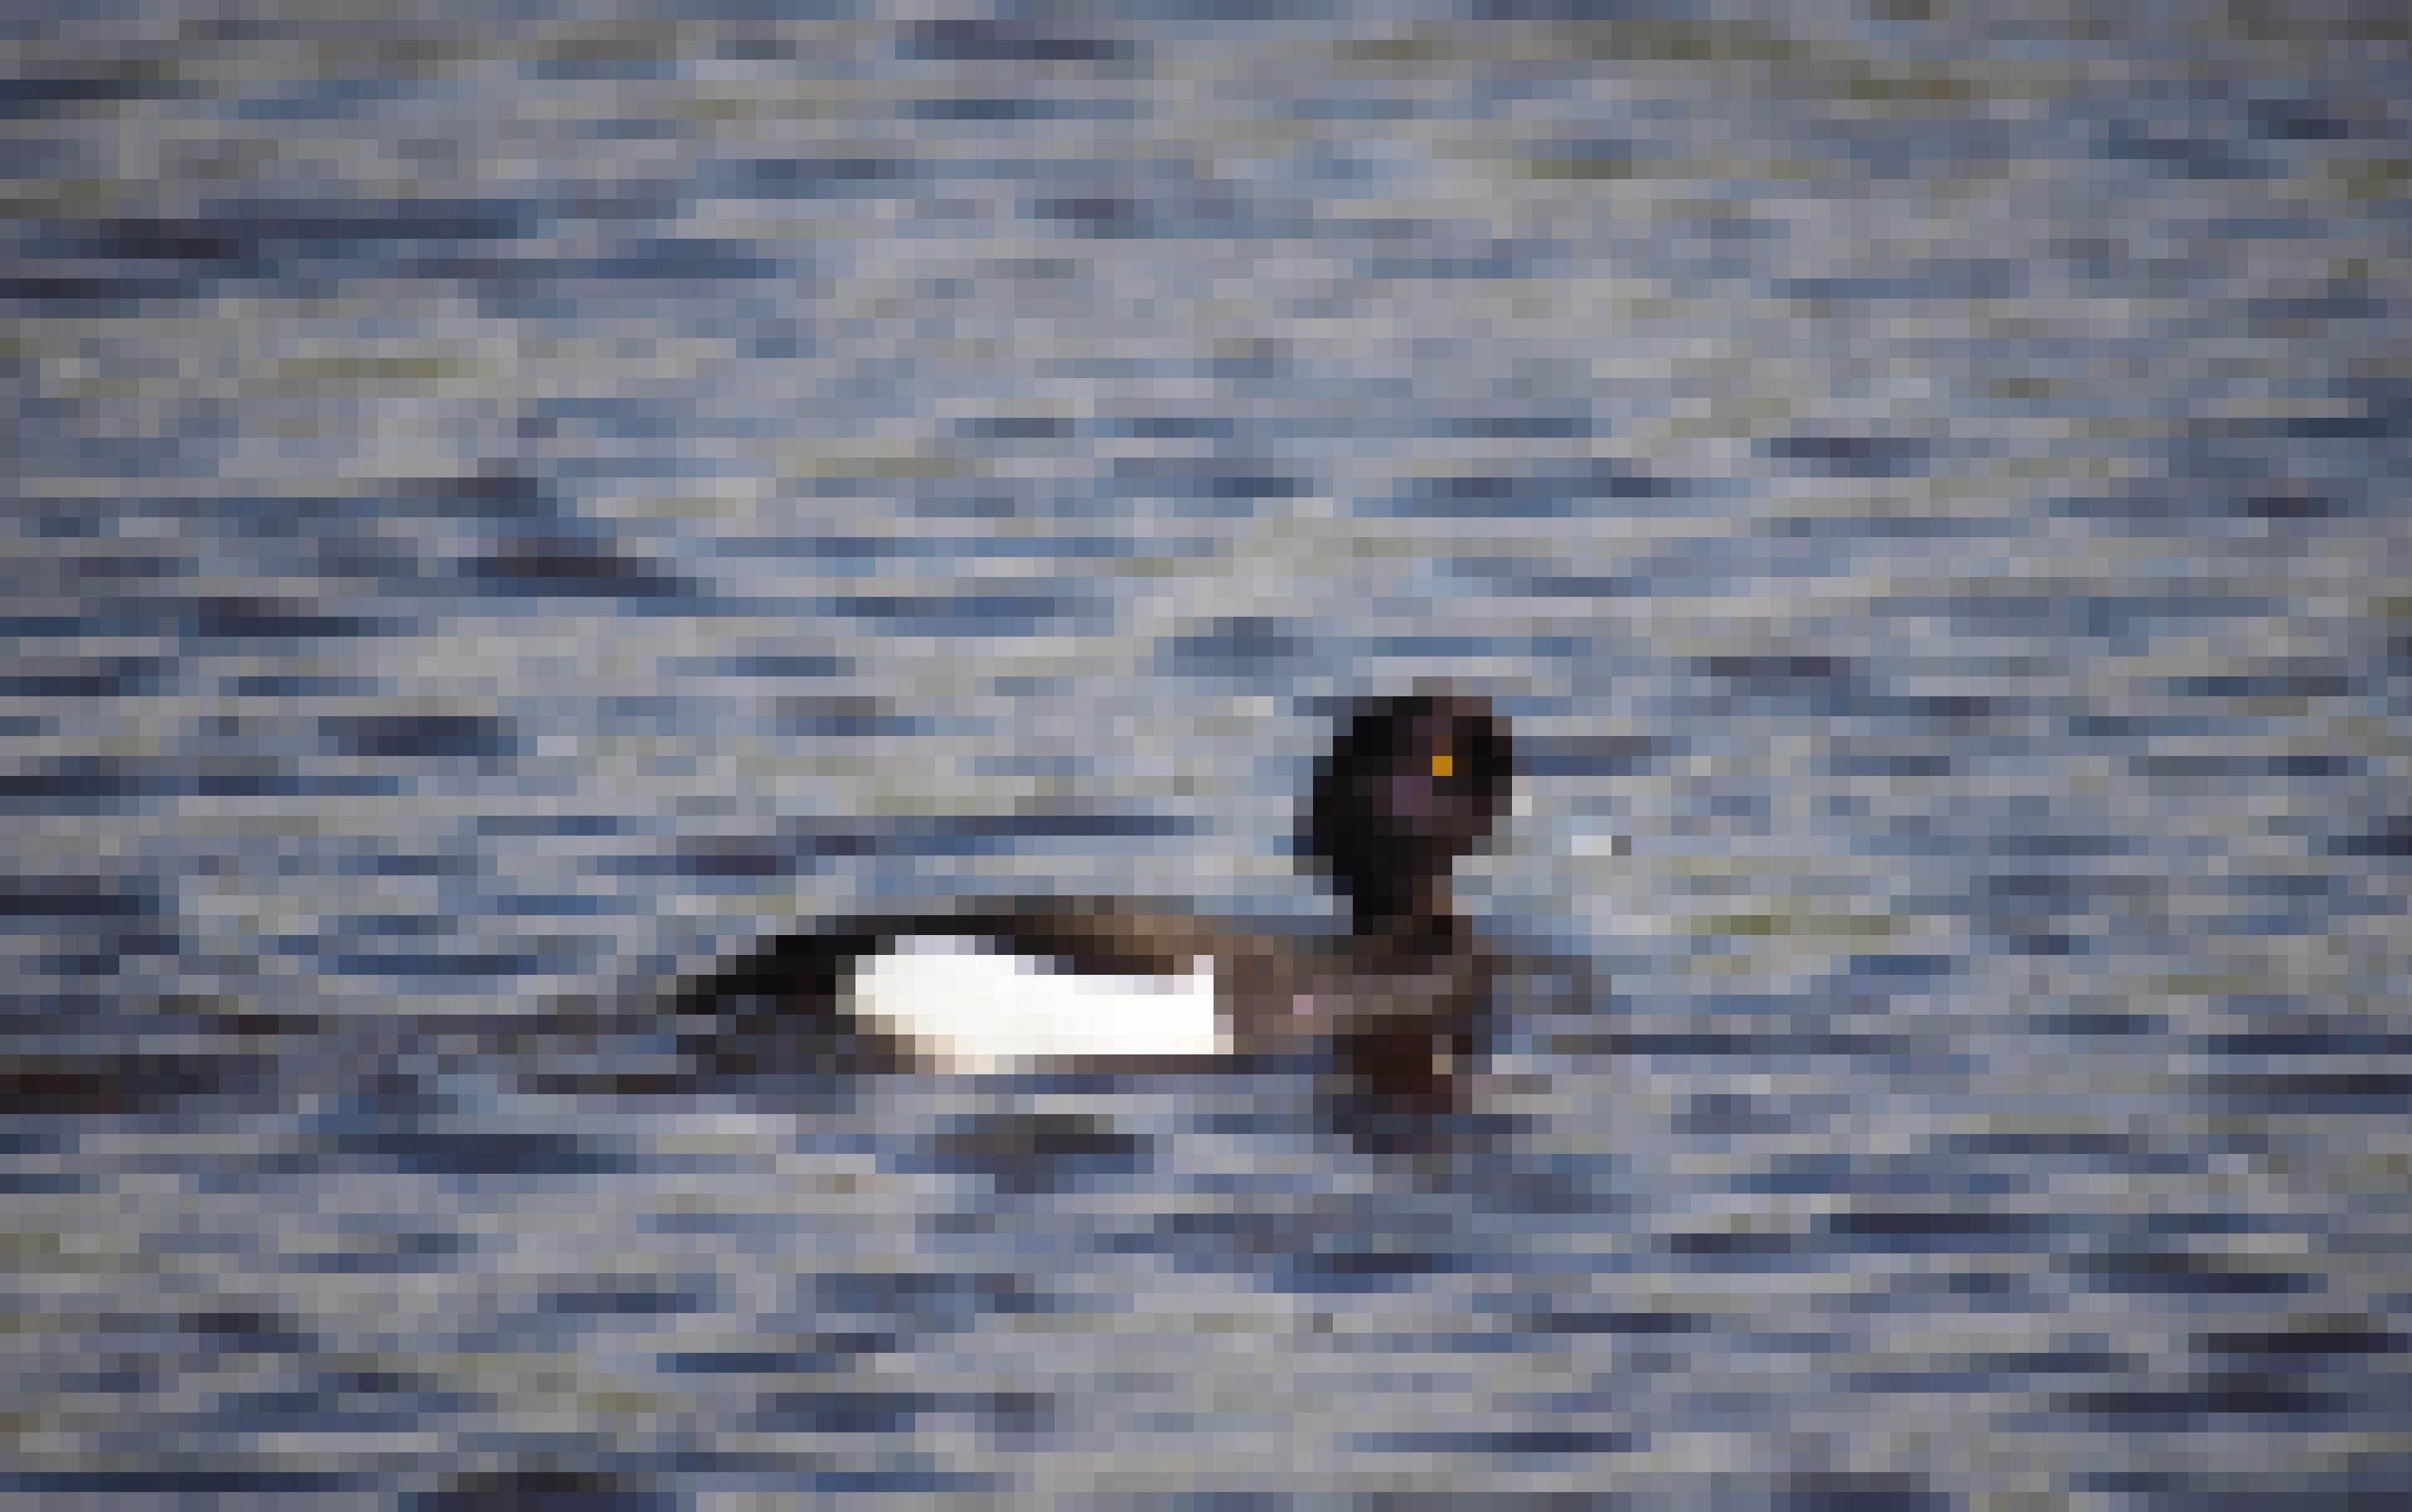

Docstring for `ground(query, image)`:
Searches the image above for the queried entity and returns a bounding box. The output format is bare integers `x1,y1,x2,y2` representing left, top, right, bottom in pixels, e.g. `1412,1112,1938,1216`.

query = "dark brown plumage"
669,688,1522,1109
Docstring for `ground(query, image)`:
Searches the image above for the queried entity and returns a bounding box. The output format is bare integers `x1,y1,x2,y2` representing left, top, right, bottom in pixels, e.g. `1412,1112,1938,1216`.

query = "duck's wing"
655,914,921,1079
644,898,1225,1078
939,898,1227,978
530,904,1579,1104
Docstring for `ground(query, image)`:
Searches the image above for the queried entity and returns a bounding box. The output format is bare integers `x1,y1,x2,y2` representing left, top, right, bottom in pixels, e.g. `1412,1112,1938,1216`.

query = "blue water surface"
3,2,2406,1503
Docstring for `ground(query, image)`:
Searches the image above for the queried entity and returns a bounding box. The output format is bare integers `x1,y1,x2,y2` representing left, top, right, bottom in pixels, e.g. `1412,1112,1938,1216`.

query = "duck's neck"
1341,871,1463,960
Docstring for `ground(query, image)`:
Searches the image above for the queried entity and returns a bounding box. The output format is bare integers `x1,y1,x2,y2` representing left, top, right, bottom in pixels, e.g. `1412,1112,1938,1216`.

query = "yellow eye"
1429,753,1454,780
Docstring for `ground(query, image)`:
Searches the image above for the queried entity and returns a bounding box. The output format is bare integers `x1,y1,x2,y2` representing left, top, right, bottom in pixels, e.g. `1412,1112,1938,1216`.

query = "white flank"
851,936,1224,1070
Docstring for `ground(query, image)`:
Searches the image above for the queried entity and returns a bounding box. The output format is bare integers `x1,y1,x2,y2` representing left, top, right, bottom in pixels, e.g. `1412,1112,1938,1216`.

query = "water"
4,2,2407,1502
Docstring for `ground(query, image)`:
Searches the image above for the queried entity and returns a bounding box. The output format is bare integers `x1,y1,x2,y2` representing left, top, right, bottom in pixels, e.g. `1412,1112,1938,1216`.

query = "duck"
661,688,1521,1109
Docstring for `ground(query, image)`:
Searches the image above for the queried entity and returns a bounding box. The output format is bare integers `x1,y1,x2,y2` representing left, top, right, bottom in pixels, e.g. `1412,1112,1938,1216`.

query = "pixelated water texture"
4,0,2409,1503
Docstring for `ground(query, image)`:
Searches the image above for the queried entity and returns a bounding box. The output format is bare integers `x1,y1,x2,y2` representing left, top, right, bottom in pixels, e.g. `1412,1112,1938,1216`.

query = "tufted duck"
670,688,1520,1107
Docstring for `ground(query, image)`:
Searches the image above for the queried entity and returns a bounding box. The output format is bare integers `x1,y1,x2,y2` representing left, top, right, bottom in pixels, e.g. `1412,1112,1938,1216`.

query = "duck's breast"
849,935,1225,1070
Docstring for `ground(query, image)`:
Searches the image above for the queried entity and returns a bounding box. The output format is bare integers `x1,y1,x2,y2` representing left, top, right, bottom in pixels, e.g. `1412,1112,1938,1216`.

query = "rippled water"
5,2,2408,1502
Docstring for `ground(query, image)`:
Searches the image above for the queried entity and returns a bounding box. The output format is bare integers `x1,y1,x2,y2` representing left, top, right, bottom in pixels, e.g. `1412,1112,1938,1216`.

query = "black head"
1302,689,1515,932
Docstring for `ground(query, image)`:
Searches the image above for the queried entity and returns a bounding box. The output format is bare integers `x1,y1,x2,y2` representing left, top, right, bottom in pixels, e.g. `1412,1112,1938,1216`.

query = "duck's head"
1303,689,1515,939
